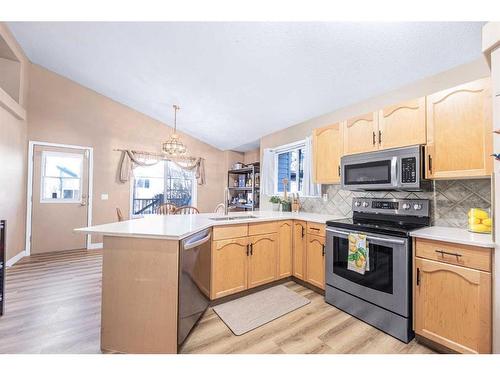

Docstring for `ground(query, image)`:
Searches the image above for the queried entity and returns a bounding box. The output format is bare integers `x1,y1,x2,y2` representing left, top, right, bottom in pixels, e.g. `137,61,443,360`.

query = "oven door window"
344,160,392,185
332,237,393,294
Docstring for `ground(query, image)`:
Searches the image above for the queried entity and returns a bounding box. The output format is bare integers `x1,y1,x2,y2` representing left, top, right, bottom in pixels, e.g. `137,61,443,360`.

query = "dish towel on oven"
347,233,369,274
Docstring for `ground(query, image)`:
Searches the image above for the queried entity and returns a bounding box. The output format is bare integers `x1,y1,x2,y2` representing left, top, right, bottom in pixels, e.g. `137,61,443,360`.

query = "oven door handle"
326,228,407,245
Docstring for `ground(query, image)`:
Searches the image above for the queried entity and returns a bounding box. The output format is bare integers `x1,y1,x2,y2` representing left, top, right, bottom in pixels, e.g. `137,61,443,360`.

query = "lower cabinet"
211,230,278,299
414,256,492,354
305,234,325,290
277,220,293,279
292,220,307,280
248,233,278,288
211,237,249,299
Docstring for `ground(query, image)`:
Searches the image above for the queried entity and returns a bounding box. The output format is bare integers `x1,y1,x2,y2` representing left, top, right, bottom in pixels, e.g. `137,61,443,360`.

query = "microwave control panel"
401,157,417,184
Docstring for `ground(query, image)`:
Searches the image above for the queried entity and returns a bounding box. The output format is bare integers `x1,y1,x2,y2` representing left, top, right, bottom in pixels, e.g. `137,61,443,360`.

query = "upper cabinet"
425,78,492,179
378,97,426,150
313,123,343,184
343,112,378,155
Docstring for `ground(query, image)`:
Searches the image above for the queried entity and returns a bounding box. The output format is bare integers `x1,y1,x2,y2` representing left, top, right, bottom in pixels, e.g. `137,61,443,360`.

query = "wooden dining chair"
214,203,225,214
116,208,125,222
174,206,200,215
154,203,177,215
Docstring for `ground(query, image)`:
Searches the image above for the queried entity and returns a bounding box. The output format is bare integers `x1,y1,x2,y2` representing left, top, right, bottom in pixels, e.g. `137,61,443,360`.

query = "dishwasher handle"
183,232,211,250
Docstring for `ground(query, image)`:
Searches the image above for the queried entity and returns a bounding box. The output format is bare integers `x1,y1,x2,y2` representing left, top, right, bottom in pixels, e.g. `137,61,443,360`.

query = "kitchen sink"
210,215,258,221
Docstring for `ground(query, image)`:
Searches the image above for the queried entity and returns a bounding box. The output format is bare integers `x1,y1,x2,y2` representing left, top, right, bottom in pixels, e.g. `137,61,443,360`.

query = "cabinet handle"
338,165,341,176
301,226,305,238
372,131,376,146
416,267,420,286
428,154,433,174
378,130,382,144
246,244,250,256
435,249,462,260
250,243,253,256
322,244,325,257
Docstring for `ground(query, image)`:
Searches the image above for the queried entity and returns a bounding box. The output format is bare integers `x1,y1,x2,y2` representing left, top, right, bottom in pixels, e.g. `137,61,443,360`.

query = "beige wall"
0,23,29,262
27,64,230,243
259,57,491,209
243,148,260,164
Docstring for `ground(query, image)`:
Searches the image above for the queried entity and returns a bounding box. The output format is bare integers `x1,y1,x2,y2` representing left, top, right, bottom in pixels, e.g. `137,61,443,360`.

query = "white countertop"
75,211,346,241
410,226,495,248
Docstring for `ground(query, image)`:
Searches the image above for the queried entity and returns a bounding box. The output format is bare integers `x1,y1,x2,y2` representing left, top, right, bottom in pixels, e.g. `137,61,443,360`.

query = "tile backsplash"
298,179,491,228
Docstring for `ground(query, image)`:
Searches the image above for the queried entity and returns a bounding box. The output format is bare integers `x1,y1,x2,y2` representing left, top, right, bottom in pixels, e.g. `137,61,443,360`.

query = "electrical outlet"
101,193,109,201
322,193,328,202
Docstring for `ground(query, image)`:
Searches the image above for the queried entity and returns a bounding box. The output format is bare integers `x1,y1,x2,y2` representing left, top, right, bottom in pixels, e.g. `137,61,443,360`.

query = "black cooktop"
326,214,430,238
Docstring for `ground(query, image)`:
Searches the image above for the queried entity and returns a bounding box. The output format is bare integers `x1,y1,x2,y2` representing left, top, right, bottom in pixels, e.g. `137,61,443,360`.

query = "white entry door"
31,145,90,254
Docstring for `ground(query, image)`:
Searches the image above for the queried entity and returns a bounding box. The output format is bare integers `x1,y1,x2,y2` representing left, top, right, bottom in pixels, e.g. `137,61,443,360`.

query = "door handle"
322,244,325,257
250,243,253,256
301,226,305,238
378,130,382,145
416,267,420,286
246,244,250,256
428,154,433,174
372,131,376,146
338,165,341,176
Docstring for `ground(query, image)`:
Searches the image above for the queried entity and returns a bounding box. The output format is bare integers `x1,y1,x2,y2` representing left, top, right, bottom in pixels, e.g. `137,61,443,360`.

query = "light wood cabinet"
211,237,249,299
378,97,426,150
414,257,491,354
248,233,278,288
342,112,378,155
305,234,325,290
292,220,307,280
312,123,343,184
425,78,492,179
277,220,293,279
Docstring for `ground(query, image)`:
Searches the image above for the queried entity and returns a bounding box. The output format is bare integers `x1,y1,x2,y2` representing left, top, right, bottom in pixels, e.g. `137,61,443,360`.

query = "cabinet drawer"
248,221,278,236
213,224,248,240
307,222,325,237
415,238,492,272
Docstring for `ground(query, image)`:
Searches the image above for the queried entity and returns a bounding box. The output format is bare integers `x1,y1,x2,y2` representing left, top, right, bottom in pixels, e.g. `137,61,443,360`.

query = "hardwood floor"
0,250,434,354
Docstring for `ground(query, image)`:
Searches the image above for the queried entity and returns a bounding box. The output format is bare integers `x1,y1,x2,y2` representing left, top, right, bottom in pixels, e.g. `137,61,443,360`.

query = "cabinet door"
313,123,343,183
426,78,492,179
378,97,426,150
211,238,248,299
278,220,293,279
292,220,307,280
305,234,325,290
343,112,378,155
248,233,278,288
414,257,491,354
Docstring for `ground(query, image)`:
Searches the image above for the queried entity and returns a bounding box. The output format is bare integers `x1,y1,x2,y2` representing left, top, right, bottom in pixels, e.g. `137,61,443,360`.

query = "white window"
41,151,83,203
274,141,305,195
131,160,197,216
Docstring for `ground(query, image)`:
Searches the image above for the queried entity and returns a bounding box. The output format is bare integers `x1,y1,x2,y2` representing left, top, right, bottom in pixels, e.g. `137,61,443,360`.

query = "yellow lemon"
355,258,364,268
468,217,481,225
469,209,488,219
482,218,492,226
469,223,491,233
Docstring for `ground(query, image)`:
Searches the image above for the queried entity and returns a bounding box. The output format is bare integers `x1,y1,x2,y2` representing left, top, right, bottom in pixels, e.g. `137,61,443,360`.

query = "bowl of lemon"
468,208,492,234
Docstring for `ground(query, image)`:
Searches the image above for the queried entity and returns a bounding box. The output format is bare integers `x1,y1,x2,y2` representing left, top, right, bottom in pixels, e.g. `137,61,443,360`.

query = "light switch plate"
101,193,109,201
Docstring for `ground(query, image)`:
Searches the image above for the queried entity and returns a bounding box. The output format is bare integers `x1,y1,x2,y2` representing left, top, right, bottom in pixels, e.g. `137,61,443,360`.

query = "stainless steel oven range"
325,197,430,343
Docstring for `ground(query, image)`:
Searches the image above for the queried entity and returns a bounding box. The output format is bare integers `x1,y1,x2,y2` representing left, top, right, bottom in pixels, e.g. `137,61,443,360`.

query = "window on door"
40,151,83,203
131,160,197,216
274,143,305,194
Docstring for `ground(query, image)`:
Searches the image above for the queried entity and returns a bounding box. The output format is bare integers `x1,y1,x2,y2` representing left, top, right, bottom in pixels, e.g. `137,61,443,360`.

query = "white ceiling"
8,22,485,151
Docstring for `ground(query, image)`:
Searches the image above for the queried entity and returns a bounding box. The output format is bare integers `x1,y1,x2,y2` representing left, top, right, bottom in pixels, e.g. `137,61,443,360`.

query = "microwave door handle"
391,156,398,187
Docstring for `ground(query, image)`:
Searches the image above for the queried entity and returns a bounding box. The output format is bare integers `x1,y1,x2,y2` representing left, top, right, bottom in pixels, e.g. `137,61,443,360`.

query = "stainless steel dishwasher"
178,228,212,346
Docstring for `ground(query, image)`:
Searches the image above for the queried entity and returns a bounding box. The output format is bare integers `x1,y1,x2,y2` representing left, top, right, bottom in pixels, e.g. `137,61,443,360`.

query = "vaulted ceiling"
8,22,485,151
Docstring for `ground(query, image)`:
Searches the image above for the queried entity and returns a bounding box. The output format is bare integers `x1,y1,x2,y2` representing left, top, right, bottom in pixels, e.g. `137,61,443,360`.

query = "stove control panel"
352,198,430,217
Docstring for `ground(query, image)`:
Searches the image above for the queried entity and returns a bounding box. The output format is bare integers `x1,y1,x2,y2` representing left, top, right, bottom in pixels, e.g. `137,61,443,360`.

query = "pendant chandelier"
162,104,187,157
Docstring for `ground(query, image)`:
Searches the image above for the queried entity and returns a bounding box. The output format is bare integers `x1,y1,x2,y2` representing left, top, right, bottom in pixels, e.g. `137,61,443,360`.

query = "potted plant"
269,196,281,211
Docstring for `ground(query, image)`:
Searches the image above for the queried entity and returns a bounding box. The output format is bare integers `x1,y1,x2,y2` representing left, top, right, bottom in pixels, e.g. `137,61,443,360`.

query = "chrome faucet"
224,187,229,216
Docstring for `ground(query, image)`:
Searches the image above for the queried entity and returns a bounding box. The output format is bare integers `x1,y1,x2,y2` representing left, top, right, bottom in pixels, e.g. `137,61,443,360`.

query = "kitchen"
1,5,500,373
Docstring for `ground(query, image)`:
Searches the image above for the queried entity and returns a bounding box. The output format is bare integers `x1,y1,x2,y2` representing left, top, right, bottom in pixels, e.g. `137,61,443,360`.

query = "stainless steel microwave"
340,145,426,191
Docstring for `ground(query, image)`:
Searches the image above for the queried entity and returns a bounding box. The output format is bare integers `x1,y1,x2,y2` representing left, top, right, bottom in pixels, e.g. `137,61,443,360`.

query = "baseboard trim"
87,242,103,250
6,250,26,267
